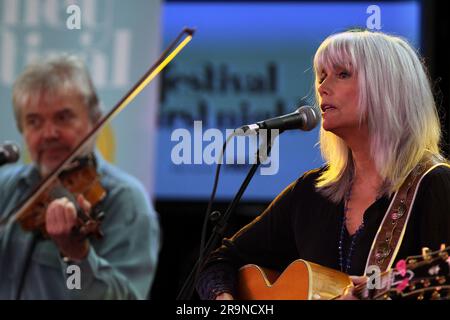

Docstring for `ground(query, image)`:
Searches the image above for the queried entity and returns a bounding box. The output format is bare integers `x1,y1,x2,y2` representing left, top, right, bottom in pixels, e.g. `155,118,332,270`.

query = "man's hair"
12,54,102,132
313,30,444,203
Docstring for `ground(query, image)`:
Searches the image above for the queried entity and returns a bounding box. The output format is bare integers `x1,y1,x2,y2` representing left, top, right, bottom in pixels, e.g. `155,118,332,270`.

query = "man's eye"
56,112,74,123
26,118,41,129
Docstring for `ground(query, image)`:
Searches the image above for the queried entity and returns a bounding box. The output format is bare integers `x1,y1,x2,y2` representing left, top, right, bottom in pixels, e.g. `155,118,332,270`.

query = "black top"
196,165,450,299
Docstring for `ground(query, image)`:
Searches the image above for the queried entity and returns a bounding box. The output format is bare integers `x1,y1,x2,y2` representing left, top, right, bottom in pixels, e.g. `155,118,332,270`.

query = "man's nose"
42,122,60,139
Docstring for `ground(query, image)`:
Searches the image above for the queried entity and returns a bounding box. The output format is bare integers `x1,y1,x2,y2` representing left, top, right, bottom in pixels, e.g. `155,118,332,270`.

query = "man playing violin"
0,54,160,299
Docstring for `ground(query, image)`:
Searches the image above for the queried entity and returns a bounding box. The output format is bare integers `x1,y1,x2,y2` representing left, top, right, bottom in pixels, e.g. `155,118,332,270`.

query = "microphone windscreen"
297,105,320,131
2,142,20,163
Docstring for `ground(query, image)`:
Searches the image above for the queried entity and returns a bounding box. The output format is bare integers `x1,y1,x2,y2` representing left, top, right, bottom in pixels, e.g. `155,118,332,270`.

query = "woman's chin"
321,121,336,132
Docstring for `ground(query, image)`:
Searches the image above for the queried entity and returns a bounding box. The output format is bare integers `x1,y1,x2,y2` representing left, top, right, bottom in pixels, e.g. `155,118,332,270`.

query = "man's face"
20,92,94,176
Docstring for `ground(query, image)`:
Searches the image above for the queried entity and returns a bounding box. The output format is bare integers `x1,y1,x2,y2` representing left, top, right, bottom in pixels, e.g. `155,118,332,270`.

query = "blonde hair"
313,30,443,203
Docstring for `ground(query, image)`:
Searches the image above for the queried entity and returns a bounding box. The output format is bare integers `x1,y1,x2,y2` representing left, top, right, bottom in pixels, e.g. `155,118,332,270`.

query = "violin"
1,28,195,238
17,155,106,239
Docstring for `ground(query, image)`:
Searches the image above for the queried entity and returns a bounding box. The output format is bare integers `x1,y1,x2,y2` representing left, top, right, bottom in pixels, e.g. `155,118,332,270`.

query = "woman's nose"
318,80,331,97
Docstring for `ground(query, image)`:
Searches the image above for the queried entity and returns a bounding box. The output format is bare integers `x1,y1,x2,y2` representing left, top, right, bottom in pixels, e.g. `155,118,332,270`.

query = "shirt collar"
17,164,40,188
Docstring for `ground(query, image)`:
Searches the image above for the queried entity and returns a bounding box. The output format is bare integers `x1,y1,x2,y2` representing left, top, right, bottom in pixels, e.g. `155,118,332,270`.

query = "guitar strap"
364,158,450,274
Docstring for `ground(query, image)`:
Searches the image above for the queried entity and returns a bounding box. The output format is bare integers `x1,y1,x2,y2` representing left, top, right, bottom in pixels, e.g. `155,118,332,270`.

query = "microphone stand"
177,129,278,300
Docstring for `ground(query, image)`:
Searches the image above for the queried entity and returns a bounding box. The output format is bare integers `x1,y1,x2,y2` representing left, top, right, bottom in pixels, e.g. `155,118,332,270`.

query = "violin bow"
1,27,195,227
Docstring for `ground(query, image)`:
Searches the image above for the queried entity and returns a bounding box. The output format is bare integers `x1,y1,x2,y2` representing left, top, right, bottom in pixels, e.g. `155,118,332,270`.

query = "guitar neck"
353,270,393,300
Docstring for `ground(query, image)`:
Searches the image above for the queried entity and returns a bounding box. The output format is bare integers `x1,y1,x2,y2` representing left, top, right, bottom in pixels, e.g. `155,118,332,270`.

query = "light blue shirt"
0,154,160,299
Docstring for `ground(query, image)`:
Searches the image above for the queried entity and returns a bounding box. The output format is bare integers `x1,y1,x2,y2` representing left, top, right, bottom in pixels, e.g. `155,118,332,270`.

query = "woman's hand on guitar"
215,292,234,300
338,275,368,300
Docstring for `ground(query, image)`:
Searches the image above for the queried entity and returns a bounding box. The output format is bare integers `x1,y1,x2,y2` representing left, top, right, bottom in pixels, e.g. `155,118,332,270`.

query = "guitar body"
237,260,353,300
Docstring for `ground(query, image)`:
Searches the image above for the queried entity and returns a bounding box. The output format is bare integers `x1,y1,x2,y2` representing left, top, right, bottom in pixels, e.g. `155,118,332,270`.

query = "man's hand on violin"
45,194,92,262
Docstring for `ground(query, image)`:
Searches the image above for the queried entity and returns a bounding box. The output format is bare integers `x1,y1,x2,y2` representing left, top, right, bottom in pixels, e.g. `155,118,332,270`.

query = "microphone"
0,142,20,166
234,105,320,135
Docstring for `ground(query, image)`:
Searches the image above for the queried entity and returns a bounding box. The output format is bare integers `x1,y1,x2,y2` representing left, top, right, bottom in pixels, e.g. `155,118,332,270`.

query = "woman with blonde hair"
196,30,450,300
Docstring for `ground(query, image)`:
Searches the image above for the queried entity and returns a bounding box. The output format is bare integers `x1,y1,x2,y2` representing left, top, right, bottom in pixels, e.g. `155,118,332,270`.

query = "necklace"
338,187,365,274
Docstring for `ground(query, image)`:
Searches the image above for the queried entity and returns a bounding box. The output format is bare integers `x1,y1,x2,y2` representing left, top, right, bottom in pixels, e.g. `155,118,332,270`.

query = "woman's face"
316,64,364,138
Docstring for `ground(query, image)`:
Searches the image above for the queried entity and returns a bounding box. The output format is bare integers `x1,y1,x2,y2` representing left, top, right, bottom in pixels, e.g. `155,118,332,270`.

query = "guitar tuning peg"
437,276,446,285
439,245,449,260
422,247,431,260
431,291,441,300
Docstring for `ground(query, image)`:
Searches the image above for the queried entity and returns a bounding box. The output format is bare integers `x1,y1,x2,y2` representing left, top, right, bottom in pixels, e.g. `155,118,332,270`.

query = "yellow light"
112,34,193,118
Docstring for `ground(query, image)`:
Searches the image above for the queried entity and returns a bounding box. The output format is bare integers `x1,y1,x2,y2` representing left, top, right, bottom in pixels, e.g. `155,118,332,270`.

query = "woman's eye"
338,71,350,79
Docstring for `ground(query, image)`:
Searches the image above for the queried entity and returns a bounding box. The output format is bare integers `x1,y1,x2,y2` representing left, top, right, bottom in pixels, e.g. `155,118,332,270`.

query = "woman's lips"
320,104,337,111
321,104,337,113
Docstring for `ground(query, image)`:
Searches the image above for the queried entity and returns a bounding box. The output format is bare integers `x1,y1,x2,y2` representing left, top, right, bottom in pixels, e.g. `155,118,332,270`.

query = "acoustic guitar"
237,245,450,300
